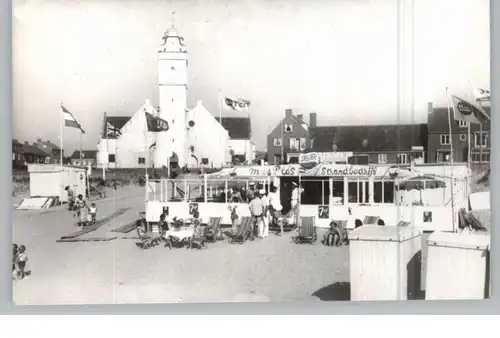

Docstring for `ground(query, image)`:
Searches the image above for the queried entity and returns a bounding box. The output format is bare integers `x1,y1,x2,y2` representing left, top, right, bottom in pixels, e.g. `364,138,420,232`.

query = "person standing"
290,182,303,227
74,194,88,227
65,186,74,211
228,196,239,234
248,190,264,238
268,185,283,235
259,189,270,238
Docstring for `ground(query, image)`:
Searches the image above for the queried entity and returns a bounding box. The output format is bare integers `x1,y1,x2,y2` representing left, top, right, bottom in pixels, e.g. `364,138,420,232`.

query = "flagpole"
477,99,484,164
103,112,107,181
60,104,64,202
144,112,149,201
446,87,456,231
467,81,473,172
219,89,224,167
280,119,284,164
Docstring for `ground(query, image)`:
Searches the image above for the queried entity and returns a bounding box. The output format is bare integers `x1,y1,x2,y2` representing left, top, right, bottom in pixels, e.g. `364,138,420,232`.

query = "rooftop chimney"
427,102,433,113
309,112,317,128
24,141,28,145
285,109,293,117
297,114,303,122
37,138,42,142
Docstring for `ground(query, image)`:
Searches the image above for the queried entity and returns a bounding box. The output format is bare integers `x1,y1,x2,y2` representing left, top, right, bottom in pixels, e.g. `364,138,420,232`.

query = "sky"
13,0,490,151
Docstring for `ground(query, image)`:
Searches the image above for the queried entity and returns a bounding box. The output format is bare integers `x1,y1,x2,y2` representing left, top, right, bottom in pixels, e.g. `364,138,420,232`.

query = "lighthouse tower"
156,27,188,168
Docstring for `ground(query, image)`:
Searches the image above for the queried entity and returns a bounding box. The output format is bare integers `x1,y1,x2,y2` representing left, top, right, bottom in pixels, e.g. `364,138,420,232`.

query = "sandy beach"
13,187,350,305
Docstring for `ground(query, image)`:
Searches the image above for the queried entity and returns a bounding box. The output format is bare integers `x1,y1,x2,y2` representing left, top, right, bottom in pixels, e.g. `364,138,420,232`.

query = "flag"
222,96,251,112
451,95,490,124
474,88,491,102
145,112,169,132
62,105,85,134
106,122,122,137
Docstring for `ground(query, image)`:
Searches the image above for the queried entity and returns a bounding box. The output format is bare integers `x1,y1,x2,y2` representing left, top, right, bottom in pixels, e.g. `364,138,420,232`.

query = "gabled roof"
310,124,427,153
428,106,490,133
102,116,131,139
215,117,251,139
21,143,51,157
41,140,60,150
71,150,98,160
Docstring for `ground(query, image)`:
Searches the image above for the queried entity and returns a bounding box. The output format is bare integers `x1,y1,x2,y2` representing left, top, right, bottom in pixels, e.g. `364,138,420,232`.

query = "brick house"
267,109,312,164
13,141,52,168
309,123,428,165
427,102,490,164
71,150,98,167
34,139,64,164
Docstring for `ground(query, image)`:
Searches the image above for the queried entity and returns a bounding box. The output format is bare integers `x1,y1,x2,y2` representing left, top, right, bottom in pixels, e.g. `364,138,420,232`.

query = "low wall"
146,201,457,231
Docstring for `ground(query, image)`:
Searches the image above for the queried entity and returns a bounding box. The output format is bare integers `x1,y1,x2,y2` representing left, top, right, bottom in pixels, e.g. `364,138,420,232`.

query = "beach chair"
188,226,207,250
229,216,254,244
363,216,380,225
136,227,161,249
205,217,223,242
292,216,317,244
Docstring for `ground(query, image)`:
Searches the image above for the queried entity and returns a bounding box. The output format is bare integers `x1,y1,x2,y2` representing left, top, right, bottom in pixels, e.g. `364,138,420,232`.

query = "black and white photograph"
12,0,491,305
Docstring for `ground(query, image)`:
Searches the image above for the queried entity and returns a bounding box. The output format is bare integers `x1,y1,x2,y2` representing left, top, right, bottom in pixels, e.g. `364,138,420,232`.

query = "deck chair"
188,226,207,250
205,217,223,242
363,216,380,225
229,216,254,244
293,216,317,244
136,227,162,249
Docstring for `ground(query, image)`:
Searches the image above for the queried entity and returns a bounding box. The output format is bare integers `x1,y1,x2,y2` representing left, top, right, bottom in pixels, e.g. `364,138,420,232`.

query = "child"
14,245,28,280
323,221,341,247
89,203,97,224
12,244,18,273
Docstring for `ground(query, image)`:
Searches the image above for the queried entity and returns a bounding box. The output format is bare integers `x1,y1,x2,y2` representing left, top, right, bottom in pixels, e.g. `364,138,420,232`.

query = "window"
397,153,408,165
437,151,451,163
290,138,300,150
458,120,467,128
300,138,306,150
378,153,387,164
138,157,146,164
474,132,488,148
460,134,466,141
301,178,330,205
471,152,490,163
273,137,282,147
284,124,293,133
440,134,450,145
108,154,116,163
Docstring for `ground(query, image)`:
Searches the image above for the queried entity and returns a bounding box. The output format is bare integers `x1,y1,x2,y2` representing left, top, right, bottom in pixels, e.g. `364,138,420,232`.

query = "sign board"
423,211,432,223
317,164,377,177
299,152,353,165
162,206,169,216
189,203,199,215
318,205,330,219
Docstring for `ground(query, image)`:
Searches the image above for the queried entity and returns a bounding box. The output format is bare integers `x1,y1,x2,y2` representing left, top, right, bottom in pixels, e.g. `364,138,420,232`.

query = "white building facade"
96,27,231,169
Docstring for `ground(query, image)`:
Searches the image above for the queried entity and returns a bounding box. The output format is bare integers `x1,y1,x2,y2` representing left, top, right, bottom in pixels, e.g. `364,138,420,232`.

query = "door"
280,176,299,214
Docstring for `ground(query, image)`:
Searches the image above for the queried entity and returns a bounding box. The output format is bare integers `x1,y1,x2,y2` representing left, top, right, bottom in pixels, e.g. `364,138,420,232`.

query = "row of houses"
266,103,491,165
12,138,98,169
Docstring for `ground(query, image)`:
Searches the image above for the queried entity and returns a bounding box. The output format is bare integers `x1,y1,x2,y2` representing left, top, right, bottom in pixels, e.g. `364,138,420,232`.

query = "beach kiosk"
21,164,88,208
144,161,469,233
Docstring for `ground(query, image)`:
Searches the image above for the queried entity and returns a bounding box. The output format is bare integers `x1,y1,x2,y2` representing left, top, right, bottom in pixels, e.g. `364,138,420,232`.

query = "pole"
446,87,456,231
467,81,473,172
144,113,149,201
477,99,484,164
280,119,284,163
80,131,83,165
103,112,107,181
219,89,224,167
60,104,64,202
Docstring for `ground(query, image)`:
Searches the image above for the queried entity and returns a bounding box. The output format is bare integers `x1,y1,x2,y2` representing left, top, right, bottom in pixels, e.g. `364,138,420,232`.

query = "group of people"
227,183,284,238
64,186,97,227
